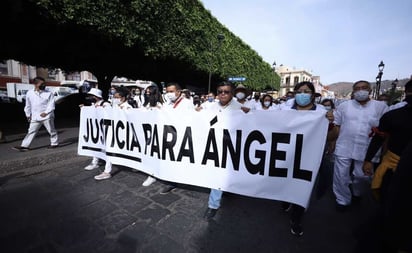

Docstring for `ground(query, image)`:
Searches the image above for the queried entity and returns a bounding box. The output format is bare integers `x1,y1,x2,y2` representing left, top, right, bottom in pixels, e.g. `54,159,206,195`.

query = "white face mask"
263,101,271,107
324,106,332,111
353,90,370,102
166,92,177,102
236,92,246,100
112,98,121,106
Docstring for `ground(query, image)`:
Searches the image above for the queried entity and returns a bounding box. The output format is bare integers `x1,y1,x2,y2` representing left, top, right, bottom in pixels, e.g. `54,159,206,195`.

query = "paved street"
0,123,378,253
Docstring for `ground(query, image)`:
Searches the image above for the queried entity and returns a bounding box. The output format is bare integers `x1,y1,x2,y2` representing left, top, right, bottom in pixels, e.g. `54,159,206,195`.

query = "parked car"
0,90,10,103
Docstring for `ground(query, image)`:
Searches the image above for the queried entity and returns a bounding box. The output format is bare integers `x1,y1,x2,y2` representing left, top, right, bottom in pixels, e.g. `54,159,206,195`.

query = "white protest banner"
78,107,328,208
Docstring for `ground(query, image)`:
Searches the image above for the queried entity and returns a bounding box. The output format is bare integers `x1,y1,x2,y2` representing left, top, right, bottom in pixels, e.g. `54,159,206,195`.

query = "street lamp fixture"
378,61,385,72
374,60,385,99
208,34,225,93
271,61,277,91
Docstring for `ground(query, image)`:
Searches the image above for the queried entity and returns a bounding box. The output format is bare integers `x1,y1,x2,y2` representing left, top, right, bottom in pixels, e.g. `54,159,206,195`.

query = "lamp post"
374,60,385,99
271,61,276,91
207,34,225,93
390,78,398,104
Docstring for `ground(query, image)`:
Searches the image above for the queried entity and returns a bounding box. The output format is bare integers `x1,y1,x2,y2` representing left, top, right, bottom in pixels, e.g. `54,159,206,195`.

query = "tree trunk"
94,72,114,101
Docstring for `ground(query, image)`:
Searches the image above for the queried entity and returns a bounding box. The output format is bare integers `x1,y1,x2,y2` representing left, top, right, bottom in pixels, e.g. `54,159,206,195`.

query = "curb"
0,146,78,175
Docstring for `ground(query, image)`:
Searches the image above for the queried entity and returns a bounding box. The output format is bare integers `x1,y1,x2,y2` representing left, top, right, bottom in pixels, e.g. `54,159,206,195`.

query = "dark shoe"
160,185,177,195
290,222,304,236
12,146,30,152
47,145,59,149
336,203,349,213
351,195,362,205
204,208,217,219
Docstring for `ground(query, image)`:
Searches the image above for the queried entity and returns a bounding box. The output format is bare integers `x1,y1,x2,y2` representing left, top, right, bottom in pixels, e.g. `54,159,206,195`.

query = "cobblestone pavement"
0,126,377,253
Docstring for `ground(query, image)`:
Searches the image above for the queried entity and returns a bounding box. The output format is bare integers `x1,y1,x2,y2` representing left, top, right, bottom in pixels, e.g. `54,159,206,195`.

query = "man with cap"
82,88,111,171
234,84,257,112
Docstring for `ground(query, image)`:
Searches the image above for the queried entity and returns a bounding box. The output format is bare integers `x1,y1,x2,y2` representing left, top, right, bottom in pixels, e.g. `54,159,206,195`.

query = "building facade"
274,64,334,99
0,59,96,88
274,65,313,97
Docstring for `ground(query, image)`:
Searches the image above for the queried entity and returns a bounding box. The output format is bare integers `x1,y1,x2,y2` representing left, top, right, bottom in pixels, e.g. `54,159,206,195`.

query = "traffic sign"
228,77,246,82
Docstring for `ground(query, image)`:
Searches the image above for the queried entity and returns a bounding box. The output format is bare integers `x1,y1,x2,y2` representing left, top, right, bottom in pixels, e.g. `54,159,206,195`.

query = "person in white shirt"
140,84,164,186
94,87,132,180
250,91,262,109
234,84,256,112
157,83,195,193
278,81,334,237
163,82,194,110
13,77,59,151
332,80,388,211
83,88,111,171
257,94,280,111
200,81,246,220
199,92,216,110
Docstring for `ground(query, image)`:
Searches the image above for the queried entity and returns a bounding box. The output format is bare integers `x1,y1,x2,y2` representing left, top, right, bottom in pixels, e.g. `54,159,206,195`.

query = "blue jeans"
208,189,223,209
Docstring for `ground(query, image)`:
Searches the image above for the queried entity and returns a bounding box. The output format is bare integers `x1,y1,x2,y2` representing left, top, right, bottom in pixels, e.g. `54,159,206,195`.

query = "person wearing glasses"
200,81,247,220
332,80,388,212
280,81,334,236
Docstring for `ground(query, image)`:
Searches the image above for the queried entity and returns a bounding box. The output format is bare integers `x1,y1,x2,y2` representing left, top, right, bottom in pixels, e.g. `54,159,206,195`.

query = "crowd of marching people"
80,78,411,252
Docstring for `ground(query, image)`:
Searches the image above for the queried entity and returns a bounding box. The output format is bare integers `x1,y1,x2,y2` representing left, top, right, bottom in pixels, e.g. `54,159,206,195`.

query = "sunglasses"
217,90,231,94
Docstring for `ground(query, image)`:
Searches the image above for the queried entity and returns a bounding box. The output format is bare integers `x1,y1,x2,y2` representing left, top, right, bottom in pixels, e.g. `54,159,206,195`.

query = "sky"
201,0,412,85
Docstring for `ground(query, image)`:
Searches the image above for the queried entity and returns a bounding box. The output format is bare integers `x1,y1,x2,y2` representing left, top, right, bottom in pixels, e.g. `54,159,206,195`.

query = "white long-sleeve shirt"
24,89,55,121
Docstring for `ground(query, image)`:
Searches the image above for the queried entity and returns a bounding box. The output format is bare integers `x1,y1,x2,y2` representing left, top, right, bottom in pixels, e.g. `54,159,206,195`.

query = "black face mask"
85,96,96,104
39,83,46,90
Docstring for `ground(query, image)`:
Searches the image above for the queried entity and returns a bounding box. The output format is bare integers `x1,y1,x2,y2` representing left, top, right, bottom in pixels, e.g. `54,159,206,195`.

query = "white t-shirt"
204,98,243,112
333,99,388,161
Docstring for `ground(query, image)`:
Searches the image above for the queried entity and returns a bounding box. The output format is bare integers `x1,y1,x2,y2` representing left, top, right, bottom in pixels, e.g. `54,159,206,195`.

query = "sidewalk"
0,126,80,175
0,124,378,253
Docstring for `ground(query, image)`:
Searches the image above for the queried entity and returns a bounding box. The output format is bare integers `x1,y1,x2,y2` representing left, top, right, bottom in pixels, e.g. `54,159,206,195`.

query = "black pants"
290,204,305,224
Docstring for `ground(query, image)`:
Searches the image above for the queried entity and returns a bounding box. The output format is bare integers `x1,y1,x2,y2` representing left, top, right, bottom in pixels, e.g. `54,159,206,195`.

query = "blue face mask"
295,93,312,106
208,97,214,102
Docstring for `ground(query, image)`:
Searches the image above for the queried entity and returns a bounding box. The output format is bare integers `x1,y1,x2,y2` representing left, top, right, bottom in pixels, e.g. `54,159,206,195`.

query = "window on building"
294,76,299,84
285,77,290,85
0,60,7,75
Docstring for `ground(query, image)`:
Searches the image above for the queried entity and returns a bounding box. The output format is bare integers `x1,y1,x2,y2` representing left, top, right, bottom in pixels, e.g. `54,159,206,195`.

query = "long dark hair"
143,85,163,107
293,81,316,105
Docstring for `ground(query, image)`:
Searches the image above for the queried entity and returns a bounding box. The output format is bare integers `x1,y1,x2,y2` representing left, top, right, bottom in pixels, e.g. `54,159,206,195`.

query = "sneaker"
203,207,218,219
47,144,59,149
94,172,111,181
84,164,100,171
160,185,177,195
290,222,304,237
12,146,30,152
142,176,156,186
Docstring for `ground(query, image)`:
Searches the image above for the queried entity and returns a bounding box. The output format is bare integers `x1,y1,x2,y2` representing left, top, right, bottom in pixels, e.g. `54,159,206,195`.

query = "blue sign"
228,77,246,82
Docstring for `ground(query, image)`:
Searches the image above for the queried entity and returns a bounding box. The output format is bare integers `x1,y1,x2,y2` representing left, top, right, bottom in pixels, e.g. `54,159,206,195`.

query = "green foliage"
4,0,280,91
